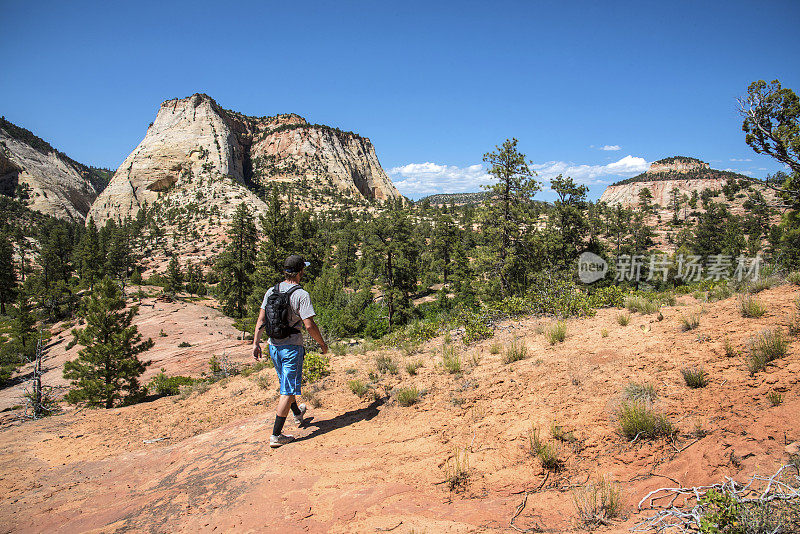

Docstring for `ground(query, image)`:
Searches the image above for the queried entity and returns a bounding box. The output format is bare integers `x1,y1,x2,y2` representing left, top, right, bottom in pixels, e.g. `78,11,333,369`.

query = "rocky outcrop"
0,118,101,222
89,94,402,224
599,156,774,209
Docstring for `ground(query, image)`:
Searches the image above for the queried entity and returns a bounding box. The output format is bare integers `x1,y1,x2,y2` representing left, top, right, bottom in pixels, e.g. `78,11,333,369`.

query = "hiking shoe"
293,403,307,426
269,434,294,448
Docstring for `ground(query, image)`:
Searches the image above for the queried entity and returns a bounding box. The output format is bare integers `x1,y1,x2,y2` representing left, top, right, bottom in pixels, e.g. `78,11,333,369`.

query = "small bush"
405,359,423,375
375,354,399,375
601,327,609,337
503,339,528,364
617,313,631,326
444,448,470,492
681,367,709,388
178,341,191,348
680,311,701,331
588,285,628,308
789,312,800,337
550,422,577,443
489,342,501,354
545,321,567,345
722,337,738,358
302,351,331,384
348,379,369,397
746,276,778,293
573,476,622,527
529,427,562,471
625,295,661,314
766,390,783,406
396,386,420,407
787,271,800,285
442,345,461,374
624,381,658,403
740,295,766,318
617,401,675,440
148,371,196,396
748,329,789,374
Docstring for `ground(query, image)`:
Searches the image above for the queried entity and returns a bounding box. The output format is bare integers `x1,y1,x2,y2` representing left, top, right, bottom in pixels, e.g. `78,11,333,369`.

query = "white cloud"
389,155,650,198
730,158,752,162
531,155,649,185
600,145,621,151
389,162,493,198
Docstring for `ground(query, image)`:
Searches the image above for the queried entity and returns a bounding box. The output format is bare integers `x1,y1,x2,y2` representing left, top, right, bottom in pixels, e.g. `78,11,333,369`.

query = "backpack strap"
283,284,303,328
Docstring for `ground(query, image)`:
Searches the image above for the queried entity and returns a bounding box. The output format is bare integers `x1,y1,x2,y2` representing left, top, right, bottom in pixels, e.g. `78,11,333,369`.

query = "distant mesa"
598,155,764,208
89,93,402,225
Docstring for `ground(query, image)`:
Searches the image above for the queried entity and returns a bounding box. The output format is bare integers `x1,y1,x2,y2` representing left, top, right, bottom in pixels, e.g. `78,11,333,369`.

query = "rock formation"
89,94,402,225
598,156,775,209
0,117,104,222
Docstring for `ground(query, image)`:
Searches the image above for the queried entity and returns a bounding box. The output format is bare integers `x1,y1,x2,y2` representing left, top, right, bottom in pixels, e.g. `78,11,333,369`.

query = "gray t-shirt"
261,282,315,346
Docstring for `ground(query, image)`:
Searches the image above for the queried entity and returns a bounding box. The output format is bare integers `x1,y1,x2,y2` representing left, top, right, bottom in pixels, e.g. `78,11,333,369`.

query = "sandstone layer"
89,94,401,225
0,119,101,222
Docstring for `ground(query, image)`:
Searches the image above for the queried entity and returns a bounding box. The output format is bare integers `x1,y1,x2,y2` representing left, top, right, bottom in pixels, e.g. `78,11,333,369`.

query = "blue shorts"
268,344,304,396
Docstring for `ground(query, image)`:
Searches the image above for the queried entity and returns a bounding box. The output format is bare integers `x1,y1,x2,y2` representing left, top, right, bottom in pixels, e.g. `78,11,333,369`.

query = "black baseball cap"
284,255,310,273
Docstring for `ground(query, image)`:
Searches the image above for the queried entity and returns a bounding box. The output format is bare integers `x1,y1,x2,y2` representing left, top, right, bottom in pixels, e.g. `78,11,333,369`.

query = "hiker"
253,255,329,448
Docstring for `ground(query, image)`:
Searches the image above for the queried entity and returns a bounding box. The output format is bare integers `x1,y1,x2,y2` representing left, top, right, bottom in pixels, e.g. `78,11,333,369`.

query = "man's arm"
252,308,266,360
302,317,329,354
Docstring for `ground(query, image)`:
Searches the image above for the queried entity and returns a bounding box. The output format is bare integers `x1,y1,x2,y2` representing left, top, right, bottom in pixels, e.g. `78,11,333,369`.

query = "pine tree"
478,138,541,298
431,213,459,284
164,255,183,294
550,174,589,269
63,277,153,408
74,219,103,289
0,235,16,315
214,203,257,319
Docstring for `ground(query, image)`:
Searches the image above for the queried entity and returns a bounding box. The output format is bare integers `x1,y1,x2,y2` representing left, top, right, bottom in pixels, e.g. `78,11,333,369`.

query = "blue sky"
2,0,798,200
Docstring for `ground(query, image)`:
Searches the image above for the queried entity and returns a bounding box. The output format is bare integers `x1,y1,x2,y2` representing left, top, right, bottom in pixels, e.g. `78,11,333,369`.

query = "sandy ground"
0,285,798,532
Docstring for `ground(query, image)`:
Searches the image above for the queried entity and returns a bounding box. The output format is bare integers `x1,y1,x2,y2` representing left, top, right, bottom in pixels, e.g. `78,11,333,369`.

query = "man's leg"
272,394,294,437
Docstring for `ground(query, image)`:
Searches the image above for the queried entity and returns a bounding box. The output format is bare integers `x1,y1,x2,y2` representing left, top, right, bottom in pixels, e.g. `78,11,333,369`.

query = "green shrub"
789,312,800,337
617,313,631,326
528,427,562,471
178,341,191,348
624,381,658,403
788,271,800,285
740,295,767,318
681,367,709,388
503,339,528,364
766,390,783,406
375,354,399,375
148,369,196,396
722,337,738,358
444,448,470,492
442,346,461,374
680,311,701,331
489,342,501,354
573,476,622,527
405,359,423,375
601,327,609,337
588,285,628,308
460,311,494,344
550,422,577,443
617,401,675,440
625,295,661,314
545,321,567,344
396,386,420,407
747,329,788,374
302,351,330,383
348,379,369,397
746,276,778,293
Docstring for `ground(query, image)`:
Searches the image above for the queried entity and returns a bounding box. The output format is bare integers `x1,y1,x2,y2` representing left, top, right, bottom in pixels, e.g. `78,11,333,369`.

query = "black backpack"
264,283,303,339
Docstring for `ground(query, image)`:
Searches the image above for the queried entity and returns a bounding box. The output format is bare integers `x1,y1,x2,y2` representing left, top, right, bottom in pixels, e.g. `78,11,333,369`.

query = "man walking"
253,255,329,448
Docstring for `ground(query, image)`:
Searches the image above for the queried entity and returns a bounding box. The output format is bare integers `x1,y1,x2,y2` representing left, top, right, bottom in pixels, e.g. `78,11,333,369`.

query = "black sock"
272,415,286,436
290,401,302,416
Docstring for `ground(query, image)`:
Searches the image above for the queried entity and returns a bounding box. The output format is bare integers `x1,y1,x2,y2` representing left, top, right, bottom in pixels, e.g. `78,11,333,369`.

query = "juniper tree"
63,277,153,408
215,203,257,319
478,138,541,298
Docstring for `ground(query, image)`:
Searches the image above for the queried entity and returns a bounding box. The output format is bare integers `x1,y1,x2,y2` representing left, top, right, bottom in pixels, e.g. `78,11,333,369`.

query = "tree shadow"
294,396,386,442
